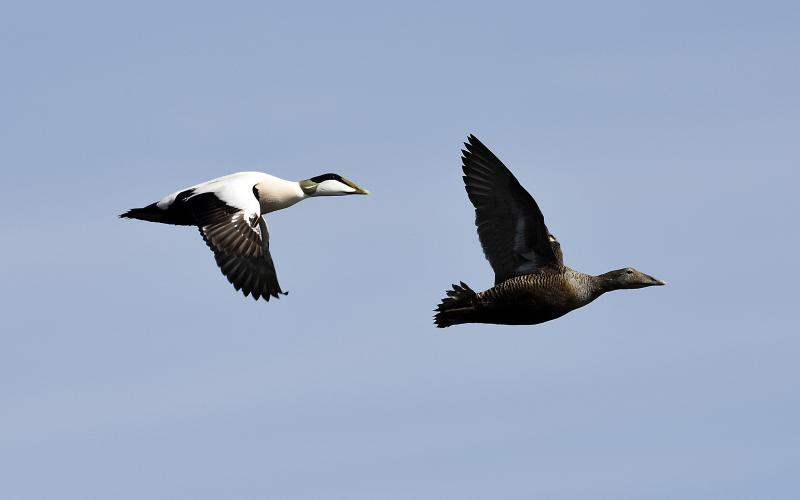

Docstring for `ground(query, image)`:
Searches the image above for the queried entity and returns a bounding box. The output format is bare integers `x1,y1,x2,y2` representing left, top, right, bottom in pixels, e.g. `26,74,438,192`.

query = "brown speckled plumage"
434,135,664,328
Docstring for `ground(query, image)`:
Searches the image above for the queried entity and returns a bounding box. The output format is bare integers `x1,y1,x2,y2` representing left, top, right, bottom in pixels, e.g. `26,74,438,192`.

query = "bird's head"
599,267,666,291
299,173,369,196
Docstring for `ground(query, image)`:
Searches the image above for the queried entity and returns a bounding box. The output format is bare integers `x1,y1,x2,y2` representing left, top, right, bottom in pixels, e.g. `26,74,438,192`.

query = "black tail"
120,202,194,225
119,203,170,223
434,281,478,328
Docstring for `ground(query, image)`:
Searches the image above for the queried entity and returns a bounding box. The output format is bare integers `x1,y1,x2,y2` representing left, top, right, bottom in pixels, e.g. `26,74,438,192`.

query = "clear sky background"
2,1,798,499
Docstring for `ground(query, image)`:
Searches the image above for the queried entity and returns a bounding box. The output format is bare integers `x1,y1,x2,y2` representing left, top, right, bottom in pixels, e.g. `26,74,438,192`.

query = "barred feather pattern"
435,268,602,327
479,268,598,307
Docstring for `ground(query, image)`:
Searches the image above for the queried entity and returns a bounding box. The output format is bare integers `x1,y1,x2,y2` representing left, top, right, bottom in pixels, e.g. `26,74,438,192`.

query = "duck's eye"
626,269,634,275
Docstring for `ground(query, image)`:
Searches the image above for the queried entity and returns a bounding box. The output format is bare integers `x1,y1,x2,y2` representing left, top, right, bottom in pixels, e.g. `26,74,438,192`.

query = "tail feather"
119,203,170,223
434,281,477,328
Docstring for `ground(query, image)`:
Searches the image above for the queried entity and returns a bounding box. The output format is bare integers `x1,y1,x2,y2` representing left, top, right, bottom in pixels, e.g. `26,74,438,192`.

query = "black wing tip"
218,268,288,302
241,288,288,301
465,134,487,151
461,135,496,172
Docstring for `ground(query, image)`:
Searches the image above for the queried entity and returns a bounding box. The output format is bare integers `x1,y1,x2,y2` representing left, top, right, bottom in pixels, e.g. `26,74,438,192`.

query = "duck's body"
121,171,368,301
125,172,308,226
440,269,598,326
435,136,664,327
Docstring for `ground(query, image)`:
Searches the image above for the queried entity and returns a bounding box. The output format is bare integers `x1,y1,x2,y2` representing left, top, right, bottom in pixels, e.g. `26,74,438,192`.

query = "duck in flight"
434,135,664,327
121,171,368,301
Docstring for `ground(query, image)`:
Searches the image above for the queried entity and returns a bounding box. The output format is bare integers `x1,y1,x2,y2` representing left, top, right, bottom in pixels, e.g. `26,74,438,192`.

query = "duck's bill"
343,178,369,195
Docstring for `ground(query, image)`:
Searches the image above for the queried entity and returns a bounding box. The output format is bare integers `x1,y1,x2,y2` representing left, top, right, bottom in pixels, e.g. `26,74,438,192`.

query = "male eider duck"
434,135,664,327
121,171,368,301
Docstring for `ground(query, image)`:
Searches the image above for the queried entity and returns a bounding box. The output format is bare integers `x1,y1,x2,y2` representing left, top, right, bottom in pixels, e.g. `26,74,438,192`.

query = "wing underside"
190,192,286,300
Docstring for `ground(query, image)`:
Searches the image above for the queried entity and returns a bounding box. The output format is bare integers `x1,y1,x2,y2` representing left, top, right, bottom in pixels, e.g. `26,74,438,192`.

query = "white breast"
254,175,306,213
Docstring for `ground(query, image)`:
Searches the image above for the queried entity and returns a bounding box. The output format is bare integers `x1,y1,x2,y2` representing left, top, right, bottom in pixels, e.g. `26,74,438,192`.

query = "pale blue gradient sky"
2,1,799,499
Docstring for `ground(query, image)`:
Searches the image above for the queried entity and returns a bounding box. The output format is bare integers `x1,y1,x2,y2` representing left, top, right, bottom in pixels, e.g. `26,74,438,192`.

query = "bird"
120,171,369,301
434,135,664,327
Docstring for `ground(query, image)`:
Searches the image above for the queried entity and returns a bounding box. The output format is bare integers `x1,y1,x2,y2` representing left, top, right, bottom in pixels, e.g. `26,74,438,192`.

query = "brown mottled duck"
434,135,664,327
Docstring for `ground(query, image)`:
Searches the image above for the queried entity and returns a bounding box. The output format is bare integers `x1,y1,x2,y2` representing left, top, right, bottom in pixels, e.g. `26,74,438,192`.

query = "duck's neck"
566,269,606,303
594,271,625,293
254,176,307,214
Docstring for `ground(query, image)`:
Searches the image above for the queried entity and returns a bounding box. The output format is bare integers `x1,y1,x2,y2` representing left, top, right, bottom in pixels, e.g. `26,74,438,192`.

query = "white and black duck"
434,135,664,327
121,171,368,301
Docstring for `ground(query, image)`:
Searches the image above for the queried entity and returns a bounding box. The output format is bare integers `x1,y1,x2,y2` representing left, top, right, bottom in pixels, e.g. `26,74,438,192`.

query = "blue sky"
2,1,798,499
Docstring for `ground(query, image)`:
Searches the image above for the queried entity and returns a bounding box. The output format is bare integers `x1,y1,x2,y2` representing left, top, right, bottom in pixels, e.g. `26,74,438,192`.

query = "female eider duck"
434,135,664,327
121,171,368,301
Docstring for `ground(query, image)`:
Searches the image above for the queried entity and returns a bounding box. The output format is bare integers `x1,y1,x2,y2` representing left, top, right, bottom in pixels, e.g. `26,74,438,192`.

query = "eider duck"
434,135,664,327
121,171,368,301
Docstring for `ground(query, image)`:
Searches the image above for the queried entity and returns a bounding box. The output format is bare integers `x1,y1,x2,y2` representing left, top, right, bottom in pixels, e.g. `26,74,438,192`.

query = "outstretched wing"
461,135,562,284
189,192,286,300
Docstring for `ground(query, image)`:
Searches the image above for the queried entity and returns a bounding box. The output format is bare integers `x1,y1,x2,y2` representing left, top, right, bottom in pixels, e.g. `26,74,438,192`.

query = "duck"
434,135,664,327
121,171,369,301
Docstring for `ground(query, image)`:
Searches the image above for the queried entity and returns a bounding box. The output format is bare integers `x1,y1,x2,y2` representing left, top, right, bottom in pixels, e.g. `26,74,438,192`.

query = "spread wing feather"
189,192,286,300
461,135,562,284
